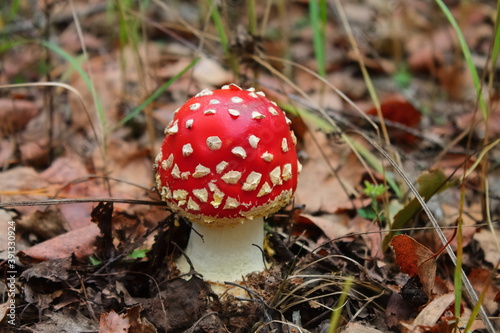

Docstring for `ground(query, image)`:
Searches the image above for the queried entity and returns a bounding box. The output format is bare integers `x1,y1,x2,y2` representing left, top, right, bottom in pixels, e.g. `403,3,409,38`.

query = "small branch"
0,198,166,208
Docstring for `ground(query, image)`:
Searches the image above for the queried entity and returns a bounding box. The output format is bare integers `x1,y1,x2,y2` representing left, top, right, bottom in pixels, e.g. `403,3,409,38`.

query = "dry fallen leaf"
295,132,364,214
0,301,12,325
293,212,350,240
17,207,68,243
18,223,100,264
99,310,131,333
390,234,436,299
192,56,232,87
0,166,52,216
31,309,98,332
340,321,385,333
365,94,422,145
99,305,157,333
386,292,413,329
401,292,455,333
349,216,384,259
0,98,40,136
468,267,499,315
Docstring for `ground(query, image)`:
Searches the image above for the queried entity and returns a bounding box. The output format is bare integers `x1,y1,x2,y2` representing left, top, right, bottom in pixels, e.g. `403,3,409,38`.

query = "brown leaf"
390,234,436,298
0,98,40,135
341,321,385,333
0,166,51,217
468,268,499,315
18,223,100,264
99,310,130,333
31,309,97,332
20,257,71,283
295,132,364,214
0,301,14,325
191,57,232,87
0,139,16,166
294,213,350,241
20,206,68,240
474,228,500,267
19,139,51,168
349,216,383,259
402,292,455,332
386,292,413,329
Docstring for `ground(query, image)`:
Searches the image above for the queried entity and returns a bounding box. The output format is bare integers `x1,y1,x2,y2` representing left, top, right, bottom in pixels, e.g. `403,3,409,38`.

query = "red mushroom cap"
155,84,299,226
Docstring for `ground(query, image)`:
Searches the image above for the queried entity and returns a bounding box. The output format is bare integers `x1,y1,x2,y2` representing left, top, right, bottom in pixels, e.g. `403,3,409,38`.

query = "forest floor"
0,0,499,332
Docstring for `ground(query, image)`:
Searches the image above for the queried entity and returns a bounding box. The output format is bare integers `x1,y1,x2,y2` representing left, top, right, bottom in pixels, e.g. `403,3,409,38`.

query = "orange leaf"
390,234,437,298
366,95,421,144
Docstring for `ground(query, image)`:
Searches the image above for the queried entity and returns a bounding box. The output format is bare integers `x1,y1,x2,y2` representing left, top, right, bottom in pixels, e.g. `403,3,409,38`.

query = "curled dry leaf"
390,234,436,299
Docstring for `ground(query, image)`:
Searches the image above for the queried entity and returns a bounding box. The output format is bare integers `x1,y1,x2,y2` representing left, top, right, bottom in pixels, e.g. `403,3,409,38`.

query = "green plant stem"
328,276,353,333
454,217,463,324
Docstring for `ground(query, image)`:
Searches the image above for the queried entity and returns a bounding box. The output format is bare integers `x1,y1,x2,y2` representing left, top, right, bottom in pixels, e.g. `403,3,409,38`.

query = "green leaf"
393,65,412,88
128,248,148,259
358,207,376,220
363,181,387,199
89,256,102,266
382,169,453,250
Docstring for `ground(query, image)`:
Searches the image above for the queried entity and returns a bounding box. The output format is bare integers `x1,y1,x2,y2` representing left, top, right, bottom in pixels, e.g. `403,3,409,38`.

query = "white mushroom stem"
176,217,265,283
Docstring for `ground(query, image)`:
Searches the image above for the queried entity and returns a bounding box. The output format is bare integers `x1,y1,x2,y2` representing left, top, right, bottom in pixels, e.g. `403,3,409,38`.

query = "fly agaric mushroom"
155,84,300,287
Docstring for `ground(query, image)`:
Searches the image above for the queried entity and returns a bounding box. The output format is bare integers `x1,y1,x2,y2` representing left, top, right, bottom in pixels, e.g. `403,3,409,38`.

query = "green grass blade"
465,278,491,333
488,3,500,86
114,58,199,129
209,0,229,55
309,0,327,77
454,217,464,325
435,0,487,119
39,40,106,131
328,276,353,333
247,0,256,36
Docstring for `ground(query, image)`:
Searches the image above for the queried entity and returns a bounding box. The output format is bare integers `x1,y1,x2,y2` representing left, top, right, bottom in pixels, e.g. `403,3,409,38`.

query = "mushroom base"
176,218,266,285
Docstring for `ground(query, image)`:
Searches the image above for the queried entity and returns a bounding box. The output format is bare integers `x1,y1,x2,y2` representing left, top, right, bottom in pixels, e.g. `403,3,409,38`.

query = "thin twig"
0,198,166,208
